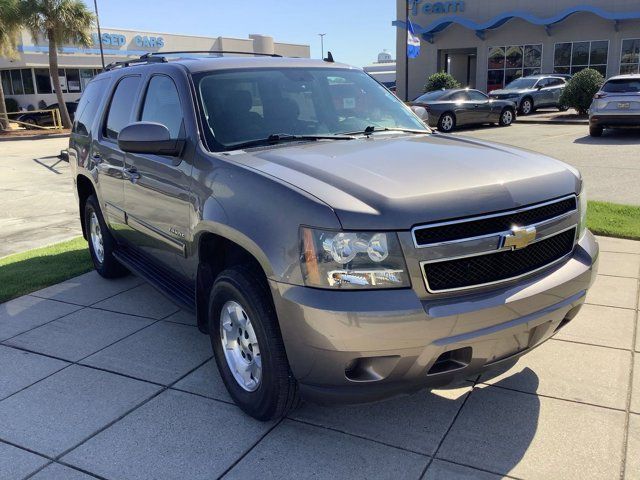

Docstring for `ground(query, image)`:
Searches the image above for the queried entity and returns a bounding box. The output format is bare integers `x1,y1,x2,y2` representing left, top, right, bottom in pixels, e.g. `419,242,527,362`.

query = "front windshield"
504,78,537,90
196,67,427,149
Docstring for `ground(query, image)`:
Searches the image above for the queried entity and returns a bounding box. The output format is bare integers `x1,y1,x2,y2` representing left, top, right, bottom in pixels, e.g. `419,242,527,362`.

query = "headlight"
578,186,588,239
300,228,410,289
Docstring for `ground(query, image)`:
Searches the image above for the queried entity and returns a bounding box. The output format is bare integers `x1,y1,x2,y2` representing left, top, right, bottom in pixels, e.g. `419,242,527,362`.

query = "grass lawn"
0,237,92,304
587,201,640,241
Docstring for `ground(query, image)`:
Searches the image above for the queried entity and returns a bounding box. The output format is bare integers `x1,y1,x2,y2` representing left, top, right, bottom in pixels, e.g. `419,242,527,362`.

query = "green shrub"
424,72,461,93
559,69,604,115
4,97,19,113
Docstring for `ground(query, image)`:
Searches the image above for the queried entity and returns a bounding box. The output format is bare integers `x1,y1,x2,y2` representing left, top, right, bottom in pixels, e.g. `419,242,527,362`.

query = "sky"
94,0,398,67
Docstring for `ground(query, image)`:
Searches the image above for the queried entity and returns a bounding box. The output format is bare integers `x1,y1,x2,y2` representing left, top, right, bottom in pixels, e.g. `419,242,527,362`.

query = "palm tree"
19,0,94,129
0,0,21,131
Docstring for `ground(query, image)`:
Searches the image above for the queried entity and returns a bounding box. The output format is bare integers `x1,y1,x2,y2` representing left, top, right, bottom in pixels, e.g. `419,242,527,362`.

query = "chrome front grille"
412,195,579,293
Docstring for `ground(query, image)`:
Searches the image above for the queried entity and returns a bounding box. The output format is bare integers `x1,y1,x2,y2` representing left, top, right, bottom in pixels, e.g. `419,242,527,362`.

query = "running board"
113,247,196,313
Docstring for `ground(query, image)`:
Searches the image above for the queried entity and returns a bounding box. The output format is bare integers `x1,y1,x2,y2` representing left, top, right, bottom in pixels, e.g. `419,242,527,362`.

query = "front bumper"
271,231,599,404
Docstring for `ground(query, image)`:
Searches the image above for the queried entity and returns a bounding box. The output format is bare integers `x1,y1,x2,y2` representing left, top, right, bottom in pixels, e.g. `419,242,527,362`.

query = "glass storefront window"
487,44,542,91
35,68,52,94
1,70,13,95
488,47,505,70
621,39,640,75
554,41,608,76
66,69,81,93
524,45,542,68
80,69,94,90
10,70,24,95
21,69,35,94
505,46,523,68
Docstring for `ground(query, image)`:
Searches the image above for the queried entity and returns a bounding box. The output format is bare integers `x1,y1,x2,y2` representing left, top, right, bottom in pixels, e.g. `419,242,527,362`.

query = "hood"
490,88,530,96
229,133,580,230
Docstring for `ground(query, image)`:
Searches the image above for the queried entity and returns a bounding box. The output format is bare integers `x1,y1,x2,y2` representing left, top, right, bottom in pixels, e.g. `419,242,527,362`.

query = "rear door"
545,78,566,106
121,72,193,275
94,75,143,237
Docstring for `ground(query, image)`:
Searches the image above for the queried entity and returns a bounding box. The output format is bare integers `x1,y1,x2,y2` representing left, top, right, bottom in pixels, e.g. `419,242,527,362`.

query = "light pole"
93,0,105,69
318,33,326,59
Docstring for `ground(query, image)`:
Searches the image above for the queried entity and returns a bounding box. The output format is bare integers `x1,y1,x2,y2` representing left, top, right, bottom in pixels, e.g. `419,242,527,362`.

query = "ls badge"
503,226,536,250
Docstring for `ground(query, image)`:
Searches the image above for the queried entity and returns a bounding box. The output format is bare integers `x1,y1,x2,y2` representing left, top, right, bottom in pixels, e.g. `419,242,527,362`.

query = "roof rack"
103,55,168,71
142,50,283,59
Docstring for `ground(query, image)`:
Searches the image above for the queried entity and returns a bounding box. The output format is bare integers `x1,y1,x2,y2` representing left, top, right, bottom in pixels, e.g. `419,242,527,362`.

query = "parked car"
489,75,568,115
17,101,78,128
69,53,598,421
409,88,516,132
589,74,640,137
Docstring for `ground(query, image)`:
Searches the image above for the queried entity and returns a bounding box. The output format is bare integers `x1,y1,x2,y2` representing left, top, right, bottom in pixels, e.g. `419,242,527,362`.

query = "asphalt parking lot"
0,234,638,479
452,122,640,206
0,137,81,258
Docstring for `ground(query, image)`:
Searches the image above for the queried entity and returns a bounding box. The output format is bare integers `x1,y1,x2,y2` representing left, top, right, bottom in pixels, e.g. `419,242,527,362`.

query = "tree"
559,68,605,115
0,0,21,131
19,0,94,128
424,72,461,93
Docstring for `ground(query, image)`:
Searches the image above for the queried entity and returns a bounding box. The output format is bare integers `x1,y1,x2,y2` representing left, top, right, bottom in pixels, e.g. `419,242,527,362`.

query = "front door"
464,90,493,123
95,75,142,236
122,74,193,275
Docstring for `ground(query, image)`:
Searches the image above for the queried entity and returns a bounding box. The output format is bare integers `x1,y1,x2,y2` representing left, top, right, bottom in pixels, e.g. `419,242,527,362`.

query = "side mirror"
118,122,184,156
410,105,429,121
536,85,544,90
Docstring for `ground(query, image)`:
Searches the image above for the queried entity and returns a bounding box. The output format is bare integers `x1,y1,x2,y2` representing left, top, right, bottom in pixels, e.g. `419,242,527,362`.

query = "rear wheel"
84,195,128,278
589,125,603,137
499,108,514,127
209,266,300,421
438,112,456,132
520,98,534,115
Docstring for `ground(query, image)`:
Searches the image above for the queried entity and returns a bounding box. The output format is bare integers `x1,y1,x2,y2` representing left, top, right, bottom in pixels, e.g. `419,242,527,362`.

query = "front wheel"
438,112,456,132
209,266,300,421
84,195,128,278
499,108,515,127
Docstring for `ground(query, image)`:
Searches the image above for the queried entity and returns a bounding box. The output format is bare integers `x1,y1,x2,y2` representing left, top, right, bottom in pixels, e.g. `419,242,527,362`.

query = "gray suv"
69,53,598,421
489,75,569,115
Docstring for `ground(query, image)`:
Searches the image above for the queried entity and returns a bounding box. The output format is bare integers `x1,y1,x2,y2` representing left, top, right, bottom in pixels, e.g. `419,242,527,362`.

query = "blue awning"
393,5,640,42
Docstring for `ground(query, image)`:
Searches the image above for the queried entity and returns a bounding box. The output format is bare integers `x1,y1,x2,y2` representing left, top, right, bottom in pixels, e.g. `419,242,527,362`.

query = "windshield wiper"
228,133,355,150
342,126,429,136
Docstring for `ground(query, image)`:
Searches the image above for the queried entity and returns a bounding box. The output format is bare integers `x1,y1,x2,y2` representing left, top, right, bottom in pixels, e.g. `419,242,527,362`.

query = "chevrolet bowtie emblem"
503,226,537,250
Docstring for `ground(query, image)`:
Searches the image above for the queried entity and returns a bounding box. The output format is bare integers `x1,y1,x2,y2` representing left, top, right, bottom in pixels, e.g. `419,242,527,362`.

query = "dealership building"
0,28,309,110
394,0,640,99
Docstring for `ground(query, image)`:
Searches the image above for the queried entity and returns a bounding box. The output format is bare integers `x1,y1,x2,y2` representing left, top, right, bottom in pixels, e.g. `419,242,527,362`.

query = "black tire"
589,125,603,137
23,117,38,130
209,266,300,421
438,112,456,132
499,108,515,127
84,195,128,278
519,97,534,116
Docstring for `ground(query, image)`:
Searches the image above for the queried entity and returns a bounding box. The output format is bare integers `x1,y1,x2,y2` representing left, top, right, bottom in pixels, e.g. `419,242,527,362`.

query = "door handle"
123,167,141,183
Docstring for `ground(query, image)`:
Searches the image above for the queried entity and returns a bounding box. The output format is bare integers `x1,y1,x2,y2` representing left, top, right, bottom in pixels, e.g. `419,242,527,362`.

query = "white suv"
589,74,640,136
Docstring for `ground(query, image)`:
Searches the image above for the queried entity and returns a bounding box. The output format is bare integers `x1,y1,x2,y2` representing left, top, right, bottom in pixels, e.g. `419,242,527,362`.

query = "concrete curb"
517,118,589,125
0,133,70,142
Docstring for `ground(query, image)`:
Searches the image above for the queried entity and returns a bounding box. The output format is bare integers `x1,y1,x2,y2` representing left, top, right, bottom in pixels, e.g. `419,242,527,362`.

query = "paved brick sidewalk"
0,236,638,480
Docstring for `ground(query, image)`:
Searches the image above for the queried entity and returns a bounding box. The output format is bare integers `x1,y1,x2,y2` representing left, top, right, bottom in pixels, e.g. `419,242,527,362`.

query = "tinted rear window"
413,90,451,102
602,79,640,93
104,76,141,140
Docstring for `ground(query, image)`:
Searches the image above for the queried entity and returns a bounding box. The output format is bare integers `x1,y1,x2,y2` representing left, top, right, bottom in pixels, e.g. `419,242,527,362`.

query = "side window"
104,76,141,140
451,92,467,101
536,79,549,88
73,78,107,136
140,75,183,138
548,78,565,87
467,90,488,101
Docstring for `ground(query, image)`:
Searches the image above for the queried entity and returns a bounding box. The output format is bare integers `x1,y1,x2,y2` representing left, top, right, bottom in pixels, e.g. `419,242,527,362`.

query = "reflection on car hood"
230,133,580,230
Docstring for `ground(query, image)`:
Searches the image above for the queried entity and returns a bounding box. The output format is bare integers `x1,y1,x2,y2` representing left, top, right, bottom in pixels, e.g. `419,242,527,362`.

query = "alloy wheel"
521,100,532,115
89,212,105,264
441,115,454,132
502,110,513,125
220,300,262,391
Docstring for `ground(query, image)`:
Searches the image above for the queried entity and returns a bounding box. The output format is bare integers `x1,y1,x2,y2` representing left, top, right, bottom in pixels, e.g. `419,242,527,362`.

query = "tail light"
594,92,607,99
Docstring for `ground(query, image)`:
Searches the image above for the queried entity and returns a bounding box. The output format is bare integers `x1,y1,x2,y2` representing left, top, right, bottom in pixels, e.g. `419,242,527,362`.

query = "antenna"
324,51,334,63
